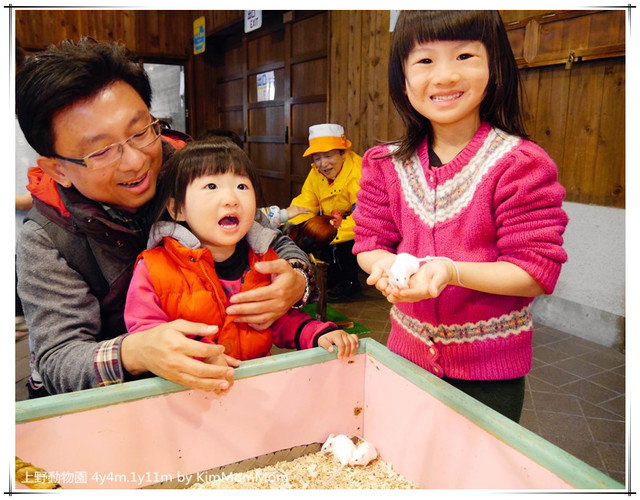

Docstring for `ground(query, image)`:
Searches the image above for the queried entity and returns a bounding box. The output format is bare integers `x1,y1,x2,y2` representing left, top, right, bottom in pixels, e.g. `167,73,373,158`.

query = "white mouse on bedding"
321,433,357,467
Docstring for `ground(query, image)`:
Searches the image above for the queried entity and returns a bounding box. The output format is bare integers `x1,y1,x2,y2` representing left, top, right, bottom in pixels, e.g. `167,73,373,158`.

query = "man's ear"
37,157,72,188
166,198,186,221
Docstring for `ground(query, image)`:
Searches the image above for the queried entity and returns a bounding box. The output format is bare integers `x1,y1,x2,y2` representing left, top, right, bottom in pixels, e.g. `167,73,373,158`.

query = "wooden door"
206,11,328,208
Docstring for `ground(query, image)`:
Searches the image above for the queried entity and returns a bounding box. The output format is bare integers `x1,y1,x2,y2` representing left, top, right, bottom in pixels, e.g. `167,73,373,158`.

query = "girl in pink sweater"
352,11,568,421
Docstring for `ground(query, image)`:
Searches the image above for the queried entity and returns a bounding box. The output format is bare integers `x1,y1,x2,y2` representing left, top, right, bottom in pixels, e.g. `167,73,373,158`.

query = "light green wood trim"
363,339,624,490
15,342,368,424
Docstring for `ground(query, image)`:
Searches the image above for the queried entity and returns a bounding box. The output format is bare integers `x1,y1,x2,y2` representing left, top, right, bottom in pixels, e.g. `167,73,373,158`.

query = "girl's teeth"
219,216,239,227
432,92,463,101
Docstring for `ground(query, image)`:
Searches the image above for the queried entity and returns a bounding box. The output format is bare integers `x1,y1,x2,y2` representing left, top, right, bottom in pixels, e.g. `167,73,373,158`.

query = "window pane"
144,63,186,133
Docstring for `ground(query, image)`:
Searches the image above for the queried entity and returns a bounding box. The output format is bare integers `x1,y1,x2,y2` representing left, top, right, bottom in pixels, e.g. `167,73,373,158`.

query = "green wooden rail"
15,338,624,490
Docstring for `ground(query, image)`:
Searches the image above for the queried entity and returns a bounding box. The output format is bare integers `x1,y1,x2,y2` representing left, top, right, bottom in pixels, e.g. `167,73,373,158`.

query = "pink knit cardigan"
352,123,568,380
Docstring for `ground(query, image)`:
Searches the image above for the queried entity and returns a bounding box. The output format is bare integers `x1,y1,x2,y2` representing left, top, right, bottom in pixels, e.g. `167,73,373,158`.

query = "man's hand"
226,259,306,329
121,320,241,393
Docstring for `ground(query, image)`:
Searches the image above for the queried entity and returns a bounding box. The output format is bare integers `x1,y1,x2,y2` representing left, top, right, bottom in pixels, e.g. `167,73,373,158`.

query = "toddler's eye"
418,58,433,64
458,53,473,60
205,183,217,190
237,183,250,190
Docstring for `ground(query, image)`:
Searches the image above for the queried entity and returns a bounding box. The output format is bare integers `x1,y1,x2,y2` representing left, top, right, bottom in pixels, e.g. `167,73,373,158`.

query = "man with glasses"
16,38,313,397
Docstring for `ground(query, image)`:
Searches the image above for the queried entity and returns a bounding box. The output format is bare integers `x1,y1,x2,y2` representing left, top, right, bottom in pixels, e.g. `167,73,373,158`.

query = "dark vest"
24,133,187,338
25,207,144,338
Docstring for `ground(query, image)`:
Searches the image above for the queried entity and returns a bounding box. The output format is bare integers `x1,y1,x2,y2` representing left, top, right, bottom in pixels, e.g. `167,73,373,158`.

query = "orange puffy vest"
140,237,279,360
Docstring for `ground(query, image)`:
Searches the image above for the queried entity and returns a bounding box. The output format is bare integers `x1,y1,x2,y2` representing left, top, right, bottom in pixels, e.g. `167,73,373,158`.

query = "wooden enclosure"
16,339,622,490
15,9,626,208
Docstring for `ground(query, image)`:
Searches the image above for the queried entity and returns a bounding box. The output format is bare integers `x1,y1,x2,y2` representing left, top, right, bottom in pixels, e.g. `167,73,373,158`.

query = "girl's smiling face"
403,39,490,133
171,171,256,262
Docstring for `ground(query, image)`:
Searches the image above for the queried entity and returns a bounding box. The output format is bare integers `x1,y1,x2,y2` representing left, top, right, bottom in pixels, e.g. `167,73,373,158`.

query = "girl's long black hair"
388,10,527,162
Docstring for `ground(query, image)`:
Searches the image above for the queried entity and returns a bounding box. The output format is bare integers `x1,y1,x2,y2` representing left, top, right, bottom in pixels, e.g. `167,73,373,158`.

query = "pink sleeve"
352,146,401,254
271,309,339,350
494,144,569,294
124,259,171,333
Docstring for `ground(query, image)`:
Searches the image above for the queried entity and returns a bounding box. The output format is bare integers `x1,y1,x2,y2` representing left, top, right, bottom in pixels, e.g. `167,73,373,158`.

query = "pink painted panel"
16,357,365,489
362,356,574,489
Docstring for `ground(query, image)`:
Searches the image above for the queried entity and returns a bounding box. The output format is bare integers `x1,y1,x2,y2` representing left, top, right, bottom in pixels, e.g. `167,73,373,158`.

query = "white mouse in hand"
387,253,426,289
321,433,357,467
349,440,378,466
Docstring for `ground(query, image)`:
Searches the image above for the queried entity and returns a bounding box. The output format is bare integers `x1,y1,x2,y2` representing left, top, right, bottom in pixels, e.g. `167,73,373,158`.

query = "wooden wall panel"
329,10,398,155
593,61,625,206
250,143,286,175
15,9,626,208
247,29,285,71
520,57,624,208
191,10,243,36
291,59,327,98
15,10,192,57
292,13,327,58
328,9,625,208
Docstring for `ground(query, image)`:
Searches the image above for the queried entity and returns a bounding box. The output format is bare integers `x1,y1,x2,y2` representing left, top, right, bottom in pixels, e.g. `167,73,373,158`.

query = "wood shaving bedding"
189,451,415,489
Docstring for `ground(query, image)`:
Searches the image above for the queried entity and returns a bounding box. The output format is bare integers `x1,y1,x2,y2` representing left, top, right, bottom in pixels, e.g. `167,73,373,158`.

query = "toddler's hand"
203,347,241,394
317,330,359,359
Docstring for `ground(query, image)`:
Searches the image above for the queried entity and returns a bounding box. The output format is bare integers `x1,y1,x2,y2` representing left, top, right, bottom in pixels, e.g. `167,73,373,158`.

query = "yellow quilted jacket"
289,150,363,244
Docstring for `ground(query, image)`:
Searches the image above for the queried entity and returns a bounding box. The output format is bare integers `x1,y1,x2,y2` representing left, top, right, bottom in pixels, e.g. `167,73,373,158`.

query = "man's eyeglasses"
54,118,162,170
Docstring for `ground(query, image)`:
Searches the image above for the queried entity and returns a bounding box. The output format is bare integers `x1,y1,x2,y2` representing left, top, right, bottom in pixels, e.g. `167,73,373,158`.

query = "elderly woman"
289,124,363,301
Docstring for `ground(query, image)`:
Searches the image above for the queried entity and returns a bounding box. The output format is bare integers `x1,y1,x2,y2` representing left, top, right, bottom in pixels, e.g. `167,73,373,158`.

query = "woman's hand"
329,210,343,228
286,205,312,218
317,330,359,359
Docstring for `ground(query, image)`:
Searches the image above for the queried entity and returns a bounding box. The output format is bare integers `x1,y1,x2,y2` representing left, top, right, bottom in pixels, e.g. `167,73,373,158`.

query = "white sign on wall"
256,70,275,102
390,10,400,32
245,10,262,33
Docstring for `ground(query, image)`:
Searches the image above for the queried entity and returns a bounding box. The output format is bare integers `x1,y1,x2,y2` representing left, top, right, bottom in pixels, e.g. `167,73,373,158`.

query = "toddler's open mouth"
219,215,239,227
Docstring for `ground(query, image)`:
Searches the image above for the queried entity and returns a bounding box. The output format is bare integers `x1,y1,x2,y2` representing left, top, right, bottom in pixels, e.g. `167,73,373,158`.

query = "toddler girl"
125,138,358,388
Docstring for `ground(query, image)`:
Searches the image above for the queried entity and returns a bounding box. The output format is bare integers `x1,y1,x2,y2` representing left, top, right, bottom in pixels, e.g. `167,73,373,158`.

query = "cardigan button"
115,240,124,248
190,257,196,262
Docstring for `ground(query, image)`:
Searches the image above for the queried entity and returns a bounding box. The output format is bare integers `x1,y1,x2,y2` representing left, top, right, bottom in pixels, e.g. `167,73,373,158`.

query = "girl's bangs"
397,11,495,58
181,146,252,187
